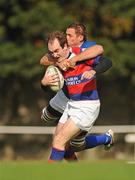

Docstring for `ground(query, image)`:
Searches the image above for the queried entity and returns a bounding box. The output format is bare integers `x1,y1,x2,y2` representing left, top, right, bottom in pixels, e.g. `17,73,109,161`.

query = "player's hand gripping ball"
46,65,64,92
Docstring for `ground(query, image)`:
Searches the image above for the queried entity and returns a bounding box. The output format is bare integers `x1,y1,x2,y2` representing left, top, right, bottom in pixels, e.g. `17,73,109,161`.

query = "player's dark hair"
67,22,87,41
47,31,68,48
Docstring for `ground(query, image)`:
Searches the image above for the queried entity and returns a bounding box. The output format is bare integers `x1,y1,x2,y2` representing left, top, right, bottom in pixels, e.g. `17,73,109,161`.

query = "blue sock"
64,148,74,158
49,147,65,161
64,148,78,161
85,134,111,149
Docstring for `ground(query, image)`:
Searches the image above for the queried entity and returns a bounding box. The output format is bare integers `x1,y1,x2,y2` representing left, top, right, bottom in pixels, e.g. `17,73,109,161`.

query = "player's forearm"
93,56,112,74
71,45,104,63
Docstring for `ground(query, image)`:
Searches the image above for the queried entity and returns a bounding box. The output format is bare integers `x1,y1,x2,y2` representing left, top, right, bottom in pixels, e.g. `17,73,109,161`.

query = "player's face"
48,38,68,60
66,28,83,47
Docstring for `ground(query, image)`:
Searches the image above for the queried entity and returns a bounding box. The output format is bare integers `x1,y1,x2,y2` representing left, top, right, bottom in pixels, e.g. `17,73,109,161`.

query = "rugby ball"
46,65,64,92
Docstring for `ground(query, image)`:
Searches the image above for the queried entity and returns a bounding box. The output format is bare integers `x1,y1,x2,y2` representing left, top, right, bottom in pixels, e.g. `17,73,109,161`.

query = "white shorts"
50,90,69,113
59,100,100,132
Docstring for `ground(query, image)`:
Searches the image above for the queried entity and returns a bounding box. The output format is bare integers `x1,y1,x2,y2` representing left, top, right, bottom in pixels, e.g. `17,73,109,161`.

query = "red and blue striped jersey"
62,41,100,101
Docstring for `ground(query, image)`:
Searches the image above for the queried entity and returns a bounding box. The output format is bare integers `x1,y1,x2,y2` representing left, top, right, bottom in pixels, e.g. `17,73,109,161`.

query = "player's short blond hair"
67,22,87,41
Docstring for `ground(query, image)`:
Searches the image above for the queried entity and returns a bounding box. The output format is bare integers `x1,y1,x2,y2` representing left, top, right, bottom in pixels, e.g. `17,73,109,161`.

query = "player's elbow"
40,57,45,65
96,45,104,54
39,57,43,65
41,78,46,86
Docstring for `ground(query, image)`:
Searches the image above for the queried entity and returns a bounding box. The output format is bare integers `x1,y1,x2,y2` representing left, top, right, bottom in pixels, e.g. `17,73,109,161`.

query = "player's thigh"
68,100,100,131
56,118,81,144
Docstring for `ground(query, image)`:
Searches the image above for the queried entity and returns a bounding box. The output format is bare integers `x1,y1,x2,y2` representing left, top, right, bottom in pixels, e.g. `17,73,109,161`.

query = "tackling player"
40,23,113,161
42,31,113,162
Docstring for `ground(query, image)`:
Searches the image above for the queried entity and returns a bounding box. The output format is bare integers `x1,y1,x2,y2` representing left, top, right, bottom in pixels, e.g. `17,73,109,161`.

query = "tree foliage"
0,0,72,78
0,0,135,81
0,0,135,125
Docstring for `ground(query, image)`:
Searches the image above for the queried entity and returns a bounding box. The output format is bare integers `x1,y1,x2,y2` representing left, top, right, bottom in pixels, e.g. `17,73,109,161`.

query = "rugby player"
42,31,114,162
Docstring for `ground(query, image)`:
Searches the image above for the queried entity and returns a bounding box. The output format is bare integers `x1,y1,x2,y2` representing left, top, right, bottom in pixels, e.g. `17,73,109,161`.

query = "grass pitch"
0,160,134,180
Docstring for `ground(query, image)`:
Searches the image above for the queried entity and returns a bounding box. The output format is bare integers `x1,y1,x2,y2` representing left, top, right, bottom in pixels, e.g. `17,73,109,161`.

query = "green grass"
0,160,134,180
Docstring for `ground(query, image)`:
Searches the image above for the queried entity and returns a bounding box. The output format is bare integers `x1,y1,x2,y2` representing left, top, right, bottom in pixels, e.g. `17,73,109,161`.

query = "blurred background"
0,0,135,161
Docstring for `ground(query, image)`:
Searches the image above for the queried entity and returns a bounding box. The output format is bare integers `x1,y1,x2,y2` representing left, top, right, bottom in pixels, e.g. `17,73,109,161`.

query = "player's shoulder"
70,47,81,55
81,40,96,48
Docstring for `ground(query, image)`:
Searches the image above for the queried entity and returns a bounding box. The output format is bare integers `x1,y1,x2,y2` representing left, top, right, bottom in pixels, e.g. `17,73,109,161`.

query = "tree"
0,0,72,78
0,0,72,125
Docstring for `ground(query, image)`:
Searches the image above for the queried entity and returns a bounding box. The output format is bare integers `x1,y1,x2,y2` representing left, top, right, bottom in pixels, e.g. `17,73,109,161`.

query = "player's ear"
63,43,68,50
79,35,84,42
